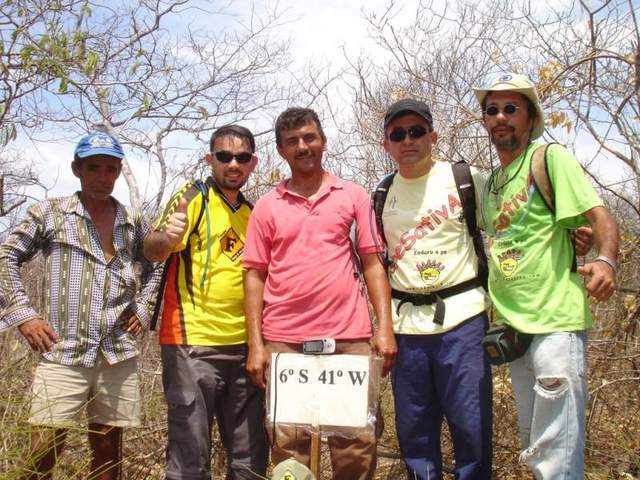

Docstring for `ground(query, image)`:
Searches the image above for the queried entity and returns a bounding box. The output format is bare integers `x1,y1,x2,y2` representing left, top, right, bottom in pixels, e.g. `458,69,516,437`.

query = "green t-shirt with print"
481,143,603,334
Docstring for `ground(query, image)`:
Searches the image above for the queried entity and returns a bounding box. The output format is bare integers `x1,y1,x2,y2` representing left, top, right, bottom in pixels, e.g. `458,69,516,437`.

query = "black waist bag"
481,325,533,366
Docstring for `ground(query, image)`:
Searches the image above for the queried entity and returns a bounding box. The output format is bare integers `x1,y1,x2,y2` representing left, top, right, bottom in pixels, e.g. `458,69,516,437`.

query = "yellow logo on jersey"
498,249,523,277
220,228,244,262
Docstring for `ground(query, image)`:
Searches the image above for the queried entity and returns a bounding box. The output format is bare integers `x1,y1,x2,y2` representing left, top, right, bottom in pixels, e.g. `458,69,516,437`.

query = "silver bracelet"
594,255,617,273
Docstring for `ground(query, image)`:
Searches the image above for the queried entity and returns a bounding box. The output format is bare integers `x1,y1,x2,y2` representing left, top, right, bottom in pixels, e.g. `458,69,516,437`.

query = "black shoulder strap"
372,172,397,248
191,179,208,234
149,262,170,331
451,160,488,290
452,161,478,235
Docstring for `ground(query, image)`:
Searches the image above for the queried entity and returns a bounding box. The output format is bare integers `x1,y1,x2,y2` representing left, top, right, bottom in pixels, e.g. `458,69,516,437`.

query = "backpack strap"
149,262,171,331
529,143,577,272
192,180,211,292
372,172,397,267
451,160,489,290
530,144,555,214
191,180,208,235
392,277,482,325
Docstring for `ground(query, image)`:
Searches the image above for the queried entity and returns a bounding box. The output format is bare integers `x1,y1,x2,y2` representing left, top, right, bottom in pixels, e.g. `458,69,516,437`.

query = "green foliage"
142,94,151,112
83,51,98,76
58,76,67,93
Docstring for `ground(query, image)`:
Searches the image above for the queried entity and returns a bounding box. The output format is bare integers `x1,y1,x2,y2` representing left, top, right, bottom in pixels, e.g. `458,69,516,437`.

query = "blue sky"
13,0,413,204
7,0,634,213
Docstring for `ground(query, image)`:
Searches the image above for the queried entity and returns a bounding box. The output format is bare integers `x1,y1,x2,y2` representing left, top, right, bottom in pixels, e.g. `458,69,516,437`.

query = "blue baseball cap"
74,132,125,160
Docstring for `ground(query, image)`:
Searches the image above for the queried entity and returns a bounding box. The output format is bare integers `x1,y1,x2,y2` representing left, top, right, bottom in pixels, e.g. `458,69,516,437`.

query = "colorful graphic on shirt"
491,186,528,234
417,259,445,285
391,193,463,272
497,249,523,277
220,227,243,262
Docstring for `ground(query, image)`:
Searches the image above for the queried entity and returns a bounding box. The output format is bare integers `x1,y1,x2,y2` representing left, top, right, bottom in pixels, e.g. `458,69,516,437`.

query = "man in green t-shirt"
473,73,618,479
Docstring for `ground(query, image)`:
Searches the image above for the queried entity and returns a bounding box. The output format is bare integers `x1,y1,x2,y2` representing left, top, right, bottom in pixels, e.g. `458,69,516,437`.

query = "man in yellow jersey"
144,125,267,480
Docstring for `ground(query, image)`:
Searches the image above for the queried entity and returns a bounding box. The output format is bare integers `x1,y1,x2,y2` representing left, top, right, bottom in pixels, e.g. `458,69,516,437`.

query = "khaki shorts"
29,355,141,428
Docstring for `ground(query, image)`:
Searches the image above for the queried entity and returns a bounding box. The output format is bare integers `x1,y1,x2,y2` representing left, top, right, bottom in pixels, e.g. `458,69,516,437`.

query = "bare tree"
1,1,322,213
343,0,638,220
0,0,90,219
0,151,45,235
0,0,90,139
340,0,639,477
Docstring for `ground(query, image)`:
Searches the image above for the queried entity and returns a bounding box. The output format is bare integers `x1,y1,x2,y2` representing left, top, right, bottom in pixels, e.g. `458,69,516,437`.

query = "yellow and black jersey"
156,178,252,346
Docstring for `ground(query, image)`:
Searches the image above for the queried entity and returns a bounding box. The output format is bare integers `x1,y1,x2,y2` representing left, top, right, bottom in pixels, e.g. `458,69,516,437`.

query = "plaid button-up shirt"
0,193,162,367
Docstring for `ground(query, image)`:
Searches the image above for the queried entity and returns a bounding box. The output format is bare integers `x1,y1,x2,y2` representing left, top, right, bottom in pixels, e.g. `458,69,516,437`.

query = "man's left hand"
122,315,144,336
372,330,397,377
578,261,616,301
573,226,594,256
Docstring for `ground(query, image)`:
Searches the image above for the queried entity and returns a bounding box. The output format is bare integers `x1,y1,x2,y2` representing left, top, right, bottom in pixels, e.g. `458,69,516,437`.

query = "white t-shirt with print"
382,160,488,334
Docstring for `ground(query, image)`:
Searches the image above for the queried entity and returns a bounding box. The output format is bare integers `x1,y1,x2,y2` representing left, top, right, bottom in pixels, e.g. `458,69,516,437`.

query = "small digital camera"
302,338,336,355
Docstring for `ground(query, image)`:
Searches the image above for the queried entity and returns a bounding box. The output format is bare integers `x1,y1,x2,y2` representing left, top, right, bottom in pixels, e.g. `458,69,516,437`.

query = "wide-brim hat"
473,72,545,140
271,458,315,480
74,132,125,160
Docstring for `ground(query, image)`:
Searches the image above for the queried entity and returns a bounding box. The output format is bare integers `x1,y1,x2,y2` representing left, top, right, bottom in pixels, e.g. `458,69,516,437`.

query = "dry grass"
1,253,638,479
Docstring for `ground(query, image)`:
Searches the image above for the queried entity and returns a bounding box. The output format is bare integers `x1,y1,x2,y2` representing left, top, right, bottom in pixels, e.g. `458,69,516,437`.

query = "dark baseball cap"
383,99,433,130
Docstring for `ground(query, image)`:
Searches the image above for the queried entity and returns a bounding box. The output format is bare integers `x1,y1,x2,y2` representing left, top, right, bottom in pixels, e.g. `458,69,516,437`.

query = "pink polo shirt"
243,173,382,343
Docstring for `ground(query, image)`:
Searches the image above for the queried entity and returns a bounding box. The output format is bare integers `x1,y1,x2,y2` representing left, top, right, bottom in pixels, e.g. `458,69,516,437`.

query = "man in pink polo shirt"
244,107,396,479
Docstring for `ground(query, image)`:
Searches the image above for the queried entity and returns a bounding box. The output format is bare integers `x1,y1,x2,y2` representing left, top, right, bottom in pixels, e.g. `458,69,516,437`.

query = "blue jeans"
392,313,493,480
510,331,587,480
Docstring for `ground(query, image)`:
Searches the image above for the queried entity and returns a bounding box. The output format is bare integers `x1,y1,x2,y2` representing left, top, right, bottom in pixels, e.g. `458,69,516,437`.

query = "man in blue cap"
0,132,161,479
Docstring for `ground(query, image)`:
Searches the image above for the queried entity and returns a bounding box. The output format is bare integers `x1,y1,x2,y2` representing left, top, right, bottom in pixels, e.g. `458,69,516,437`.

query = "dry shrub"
1,244,638,479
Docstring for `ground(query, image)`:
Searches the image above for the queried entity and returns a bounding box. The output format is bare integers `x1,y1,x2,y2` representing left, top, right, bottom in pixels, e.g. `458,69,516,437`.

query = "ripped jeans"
509,331,587,480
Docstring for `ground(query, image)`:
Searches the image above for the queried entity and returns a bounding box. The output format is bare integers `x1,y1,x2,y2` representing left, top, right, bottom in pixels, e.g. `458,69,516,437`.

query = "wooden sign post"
310,431,321,477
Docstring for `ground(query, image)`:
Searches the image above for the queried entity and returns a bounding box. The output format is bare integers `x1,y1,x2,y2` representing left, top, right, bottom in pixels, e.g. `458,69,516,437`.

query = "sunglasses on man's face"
212,151,253,164
388,125,429,143
484,104,520,116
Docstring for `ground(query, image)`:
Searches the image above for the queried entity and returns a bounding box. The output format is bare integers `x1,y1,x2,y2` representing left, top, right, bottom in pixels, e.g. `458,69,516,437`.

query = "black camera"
481,325,533,365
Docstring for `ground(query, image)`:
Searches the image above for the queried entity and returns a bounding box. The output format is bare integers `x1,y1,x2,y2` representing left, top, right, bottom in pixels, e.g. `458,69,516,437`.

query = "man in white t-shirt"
379,99,492,480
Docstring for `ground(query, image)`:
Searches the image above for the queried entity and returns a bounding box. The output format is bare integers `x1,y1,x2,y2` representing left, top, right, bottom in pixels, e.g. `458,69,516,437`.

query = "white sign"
268,353,371,428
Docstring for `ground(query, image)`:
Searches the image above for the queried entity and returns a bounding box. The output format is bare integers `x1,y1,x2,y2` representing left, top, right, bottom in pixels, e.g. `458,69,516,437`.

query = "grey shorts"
161,344,268,480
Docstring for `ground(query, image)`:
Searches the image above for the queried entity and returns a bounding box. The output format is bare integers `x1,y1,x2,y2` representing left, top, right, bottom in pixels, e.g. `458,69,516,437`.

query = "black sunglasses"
388,125,429,143
484,104,520,116
212,150,253,164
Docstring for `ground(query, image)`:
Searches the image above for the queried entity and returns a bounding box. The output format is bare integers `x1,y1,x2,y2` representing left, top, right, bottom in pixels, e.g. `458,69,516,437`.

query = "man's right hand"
18,318,59,353
164,197,189,246
246,345,271,389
